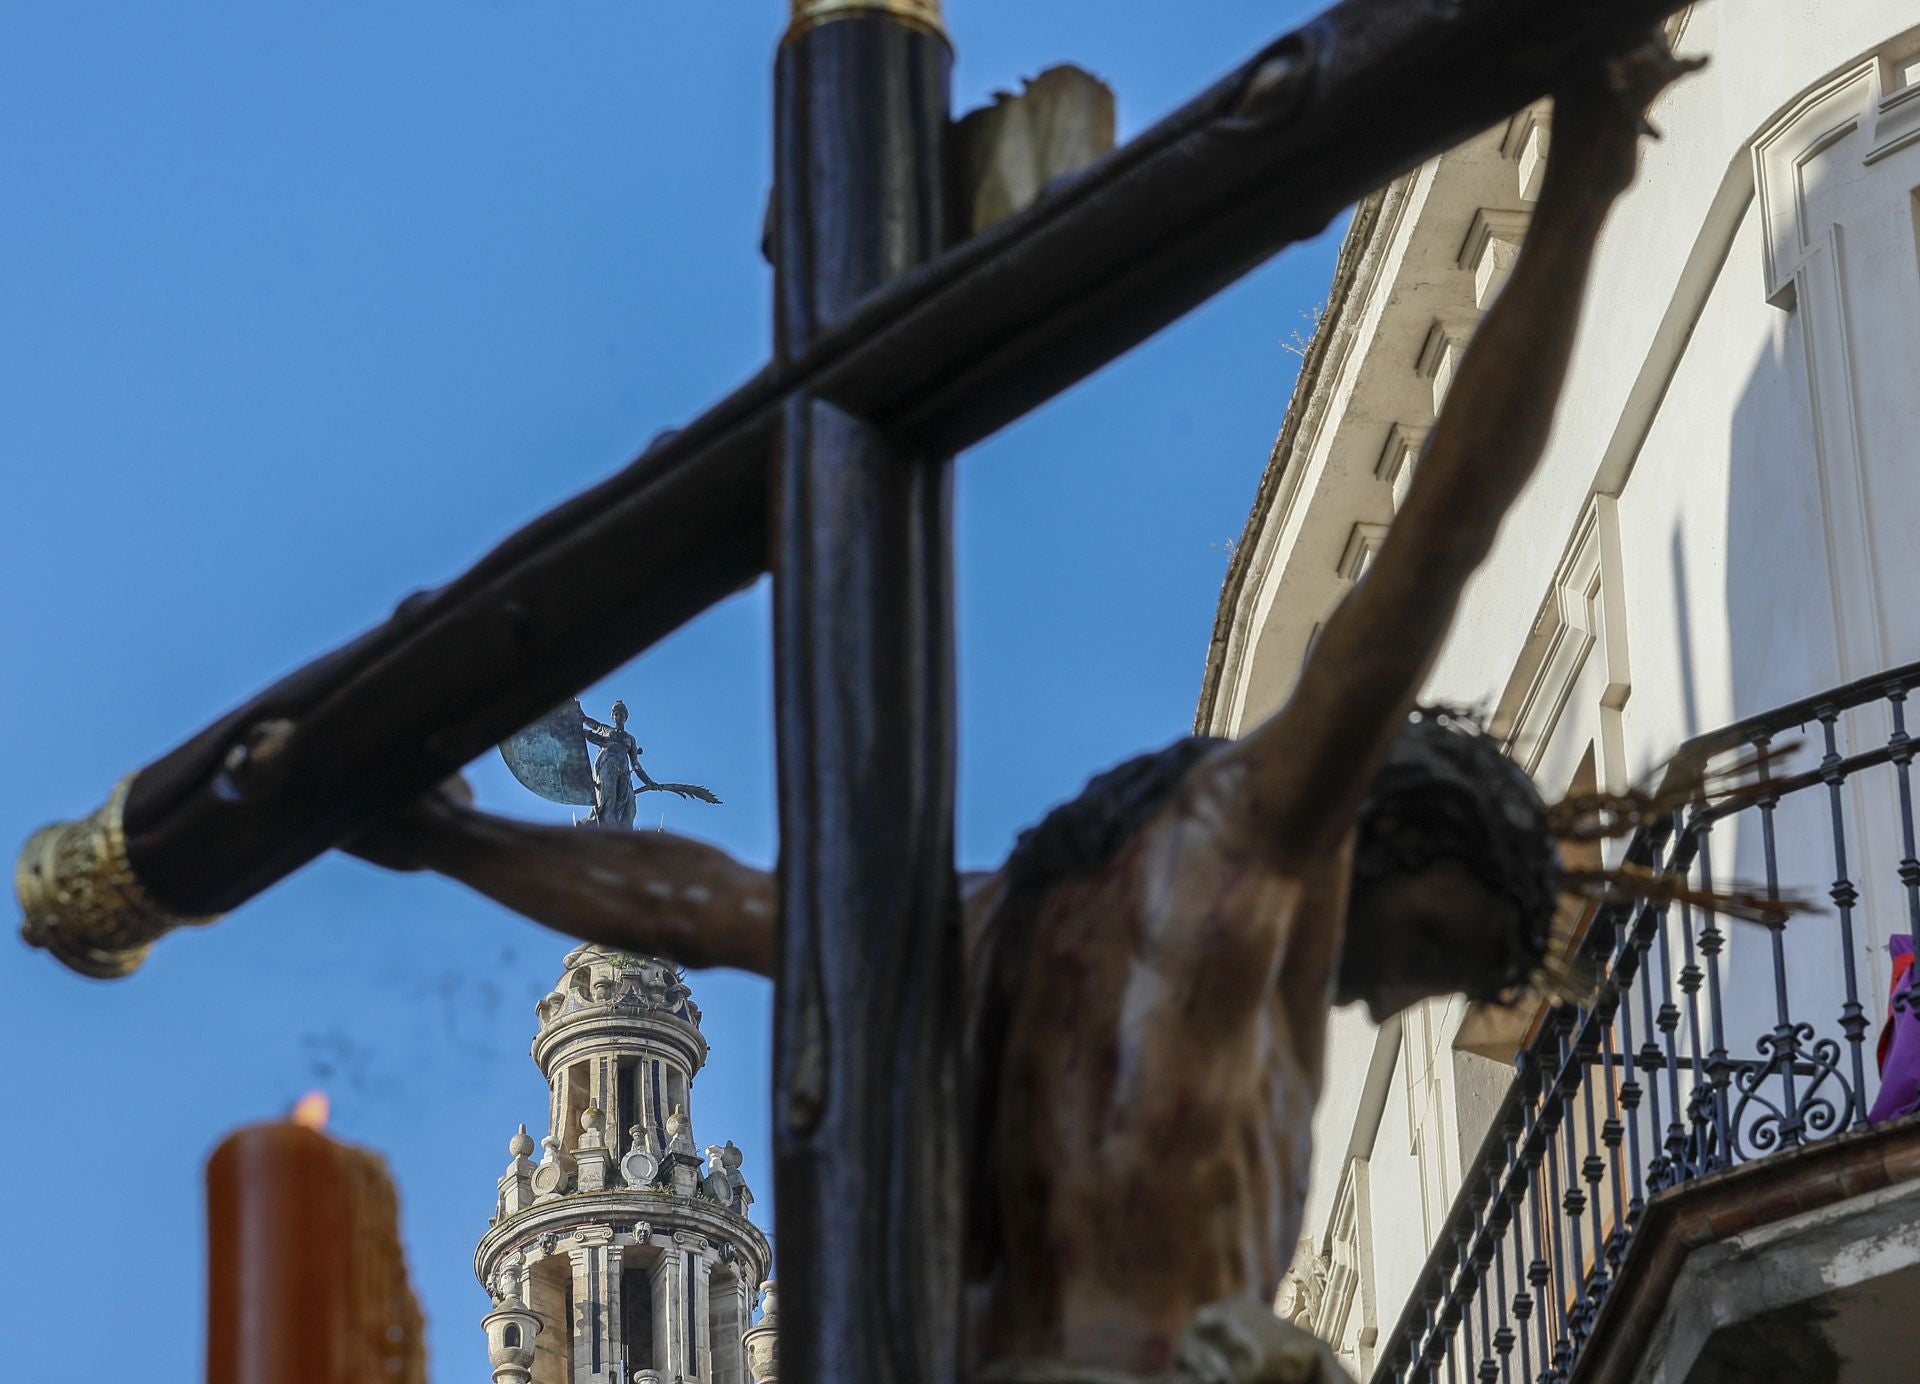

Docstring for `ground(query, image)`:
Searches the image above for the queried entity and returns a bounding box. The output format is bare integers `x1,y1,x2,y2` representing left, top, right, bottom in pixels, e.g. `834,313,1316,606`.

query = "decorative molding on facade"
1500,104,1551,204
1754,60,1879,309
1457,207,1532,309
1274,1237,1327,1328
1319,1157,1380,1378
1335,522,1390,583
1415,318,1476,414
1374,423,1428,516
1752,54,1899,686
1494,495,1631,791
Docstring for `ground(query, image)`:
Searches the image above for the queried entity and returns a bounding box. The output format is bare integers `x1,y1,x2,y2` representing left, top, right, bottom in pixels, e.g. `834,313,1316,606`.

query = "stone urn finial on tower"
744,1279,779,1384
663,1104,702,1196
498,1124,539,1218
664,1104,695,1155
577,1105,614,1191
482,1286,541,1384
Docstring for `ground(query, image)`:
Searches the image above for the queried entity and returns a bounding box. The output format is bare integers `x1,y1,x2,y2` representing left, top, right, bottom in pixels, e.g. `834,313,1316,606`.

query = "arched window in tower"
622,1256,656,1374
616,1059,641,1157
562,1061,591,1151
569,967,593,1002
503,1324,522,1349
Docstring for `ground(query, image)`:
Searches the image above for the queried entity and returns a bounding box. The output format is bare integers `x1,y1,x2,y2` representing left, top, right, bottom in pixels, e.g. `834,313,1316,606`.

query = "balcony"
1371,663,1920,1384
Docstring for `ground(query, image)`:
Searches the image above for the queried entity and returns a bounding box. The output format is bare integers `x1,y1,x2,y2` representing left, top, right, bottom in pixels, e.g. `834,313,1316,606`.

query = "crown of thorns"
1357,706,1802,1007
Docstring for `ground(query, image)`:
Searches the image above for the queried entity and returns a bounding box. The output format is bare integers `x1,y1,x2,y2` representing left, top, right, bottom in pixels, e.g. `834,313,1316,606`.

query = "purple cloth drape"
1868,933,1920,1124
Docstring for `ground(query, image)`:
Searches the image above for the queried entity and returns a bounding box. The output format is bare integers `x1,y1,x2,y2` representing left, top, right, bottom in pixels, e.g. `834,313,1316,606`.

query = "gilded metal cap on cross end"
15,776,221,979
787,0,947,43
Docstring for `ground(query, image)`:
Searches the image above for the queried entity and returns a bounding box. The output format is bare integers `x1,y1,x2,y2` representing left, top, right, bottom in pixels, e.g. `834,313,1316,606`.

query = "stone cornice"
1193,108,1549,736
531,1004,708,1076
1192,181,1396,735
475,1187,771,1288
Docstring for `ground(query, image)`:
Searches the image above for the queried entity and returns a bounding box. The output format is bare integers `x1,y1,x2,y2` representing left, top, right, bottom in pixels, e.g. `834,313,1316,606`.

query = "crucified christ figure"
351,34,1702,1384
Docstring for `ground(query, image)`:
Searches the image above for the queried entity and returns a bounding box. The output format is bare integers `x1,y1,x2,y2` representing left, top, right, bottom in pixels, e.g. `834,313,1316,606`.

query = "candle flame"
291,1090,330,1130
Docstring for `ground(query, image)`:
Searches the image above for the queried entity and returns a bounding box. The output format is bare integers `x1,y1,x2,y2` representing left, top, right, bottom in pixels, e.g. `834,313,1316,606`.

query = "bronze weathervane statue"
499,698,720,830
346,34,1741,1383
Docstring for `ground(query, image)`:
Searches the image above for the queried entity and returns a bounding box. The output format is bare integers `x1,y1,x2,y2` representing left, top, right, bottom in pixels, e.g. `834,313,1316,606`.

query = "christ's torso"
965,751,1348,1373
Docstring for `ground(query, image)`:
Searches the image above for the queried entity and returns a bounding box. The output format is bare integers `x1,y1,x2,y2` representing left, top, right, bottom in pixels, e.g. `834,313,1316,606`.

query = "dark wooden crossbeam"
83,0,1692,924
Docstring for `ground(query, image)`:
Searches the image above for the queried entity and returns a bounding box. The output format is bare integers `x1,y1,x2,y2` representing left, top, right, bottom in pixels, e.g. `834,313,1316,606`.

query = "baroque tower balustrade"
477,945,771,1384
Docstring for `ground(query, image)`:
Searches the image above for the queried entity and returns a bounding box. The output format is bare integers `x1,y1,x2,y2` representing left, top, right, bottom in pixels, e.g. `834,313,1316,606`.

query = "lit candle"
206,1093,425,1384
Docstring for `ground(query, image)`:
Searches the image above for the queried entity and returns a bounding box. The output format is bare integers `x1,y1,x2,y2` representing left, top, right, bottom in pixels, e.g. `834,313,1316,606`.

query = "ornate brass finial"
786,0,947,44
15,775,221,979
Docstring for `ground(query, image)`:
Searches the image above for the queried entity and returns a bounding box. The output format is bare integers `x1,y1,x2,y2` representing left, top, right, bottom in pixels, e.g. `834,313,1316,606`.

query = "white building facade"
1199,5,1920,1380
475,945,774,1384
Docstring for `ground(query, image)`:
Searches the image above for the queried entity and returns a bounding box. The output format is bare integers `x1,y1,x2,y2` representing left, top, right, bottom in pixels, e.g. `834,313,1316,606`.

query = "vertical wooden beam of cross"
772,5,961,1384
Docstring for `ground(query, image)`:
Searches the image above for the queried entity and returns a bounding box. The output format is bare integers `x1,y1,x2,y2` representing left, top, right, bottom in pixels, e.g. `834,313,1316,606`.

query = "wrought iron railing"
1370,660,1920,1384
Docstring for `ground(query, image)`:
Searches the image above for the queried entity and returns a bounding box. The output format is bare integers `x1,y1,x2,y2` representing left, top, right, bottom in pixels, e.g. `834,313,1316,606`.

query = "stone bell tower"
476,945,773,1384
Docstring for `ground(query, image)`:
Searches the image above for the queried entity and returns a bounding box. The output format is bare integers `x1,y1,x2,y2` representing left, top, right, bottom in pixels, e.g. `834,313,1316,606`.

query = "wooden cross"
17,3,1690,1382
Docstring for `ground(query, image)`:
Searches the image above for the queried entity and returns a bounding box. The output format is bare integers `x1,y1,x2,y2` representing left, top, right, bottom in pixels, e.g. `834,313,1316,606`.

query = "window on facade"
504,1325,521,1349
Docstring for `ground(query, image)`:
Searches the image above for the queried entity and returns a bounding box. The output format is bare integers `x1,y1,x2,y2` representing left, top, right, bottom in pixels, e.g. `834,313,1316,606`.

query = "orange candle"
206,1095,424,1384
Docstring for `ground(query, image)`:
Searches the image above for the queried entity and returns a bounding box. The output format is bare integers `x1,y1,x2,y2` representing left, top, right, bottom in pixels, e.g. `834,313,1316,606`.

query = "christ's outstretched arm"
1223,38,1702,865
345,782,777,975
348,783,1000,977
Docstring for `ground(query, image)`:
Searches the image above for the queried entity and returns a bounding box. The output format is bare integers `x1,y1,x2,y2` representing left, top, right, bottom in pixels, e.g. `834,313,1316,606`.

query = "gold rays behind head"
1514,738,1818,1012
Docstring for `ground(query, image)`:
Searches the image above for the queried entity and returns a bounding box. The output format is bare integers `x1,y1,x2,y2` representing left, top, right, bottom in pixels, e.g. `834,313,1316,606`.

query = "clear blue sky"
0,3,1339,1377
